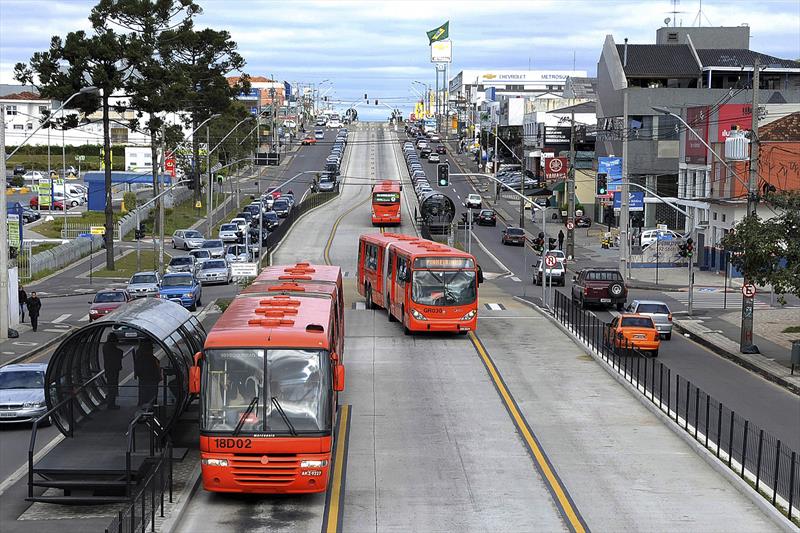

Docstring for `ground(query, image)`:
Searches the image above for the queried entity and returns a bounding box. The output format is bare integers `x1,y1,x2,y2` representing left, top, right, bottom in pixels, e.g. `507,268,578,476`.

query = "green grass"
36,212,123,239
133,193,226,240
783,326,800,334
93,249,161,278
31,242,62,254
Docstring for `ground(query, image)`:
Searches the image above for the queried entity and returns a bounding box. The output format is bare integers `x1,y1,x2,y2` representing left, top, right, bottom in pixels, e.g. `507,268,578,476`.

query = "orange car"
605,314,661,356
301,136,317,145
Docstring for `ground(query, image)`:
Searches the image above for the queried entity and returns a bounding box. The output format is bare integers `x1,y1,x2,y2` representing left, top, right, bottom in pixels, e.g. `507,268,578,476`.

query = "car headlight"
460,310,476,321
89,309,99,314
201,458,228,467
184,293,194,298
300,460,328,468
410,309,427,321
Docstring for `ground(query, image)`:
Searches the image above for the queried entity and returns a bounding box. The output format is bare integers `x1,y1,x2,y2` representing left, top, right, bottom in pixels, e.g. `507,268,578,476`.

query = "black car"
436,145,446,155
262,211,280,230
575,216,592,228
19,207,41,224
272,198,291,218
420,147,432,159
12,165,25,176
474,209,496,226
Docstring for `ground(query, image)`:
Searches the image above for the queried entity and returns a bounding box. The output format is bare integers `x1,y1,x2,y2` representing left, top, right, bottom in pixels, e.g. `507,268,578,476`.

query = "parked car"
639,229,683,248
501,227,526,246
464,194,482,209
0,363,48,424
474,209,497,226
89,289,131,321
218,223,241,243
166,255,197,275
172,229,204,250
12,165,26,176
196,259,231,285
18,207,41,224
273,198,291,217
626,300,673,340
533,258,566,286
200,239,225,258
571,268,627,311
188,249,212,265
159,273,202,311
126,271,161,298
29,196,64,211
604,314,661,357
575,215,592,228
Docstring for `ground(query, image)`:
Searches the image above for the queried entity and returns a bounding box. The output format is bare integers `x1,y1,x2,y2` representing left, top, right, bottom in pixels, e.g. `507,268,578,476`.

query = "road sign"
75,155,86,161
544,255,558,268
566,221,575,231
7,214,20,247
210,162,223,173
90,226,105,235
544,157,568,181
230,262,258,278
742,284,756,298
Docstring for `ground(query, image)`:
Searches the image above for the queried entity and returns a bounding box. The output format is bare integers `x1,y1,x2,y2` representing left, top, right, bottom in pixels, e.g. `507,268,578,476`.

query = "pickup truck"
571,268,627,311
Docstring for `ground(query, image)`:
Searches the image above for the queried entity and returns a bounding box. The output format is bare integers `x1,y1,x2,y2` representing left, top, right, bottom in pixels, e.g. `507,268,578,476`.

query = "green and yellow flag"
427,21,449,45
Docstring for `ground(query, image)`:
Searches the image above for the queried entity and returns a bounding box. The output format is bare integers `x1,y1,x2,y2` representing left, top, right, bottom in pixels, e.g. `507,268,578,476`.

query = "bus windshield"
202,349,332,435
373,192,399,204
412,270,476,306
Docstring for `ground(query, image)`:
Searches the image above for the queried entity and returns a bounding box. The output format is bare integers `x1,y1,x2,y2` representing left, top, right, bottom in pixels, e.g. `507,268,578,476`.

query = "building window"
713,212,717,220
6,105,17,116
722,214,726,222
657,114,680,140
13,124,23,130
38,105,48,115
26,123,33,130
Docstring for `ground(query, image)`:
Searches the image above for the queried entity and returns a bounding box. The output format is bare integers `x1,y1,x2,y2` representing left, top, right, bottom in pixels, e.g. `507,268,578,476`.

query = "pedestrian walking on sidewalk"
558,229,565,250
18,286,28,323
26,292,42,332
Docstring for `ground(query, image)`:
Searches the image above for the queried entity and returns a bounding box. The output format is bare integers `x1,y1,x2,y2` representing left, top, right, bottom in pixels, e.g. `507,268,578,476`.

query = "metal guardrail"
261,190,339,265
550,290,799,521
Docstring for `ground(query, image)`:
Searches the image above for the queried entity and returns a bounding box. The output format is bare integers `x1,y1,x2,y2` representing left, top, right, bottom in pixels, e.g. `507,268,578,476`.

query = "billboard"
717,104,752,140
684,106,709,164
613,191,644,211
544,126,570,145
598,157,623,192
544,157,569,181
430,40,452,63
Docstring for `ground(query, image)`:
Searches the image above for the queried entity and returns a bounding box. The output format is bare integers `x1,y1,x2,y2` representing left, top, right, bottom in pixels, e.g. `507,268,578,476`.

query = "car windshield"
203,260,227,270
636,303,671,314
507,228,524,235
95,292,125,303
162,275,192,287
412,270,477,307
621,317,655,328
130,274,157,284
201,349,332,434
185,231,201,238
0,370,44,390
202,241,223,249
191,251,210,258
220,224,238,231
170,257,192,266
265,212,278,221
274,200,289,208
480,210,493,216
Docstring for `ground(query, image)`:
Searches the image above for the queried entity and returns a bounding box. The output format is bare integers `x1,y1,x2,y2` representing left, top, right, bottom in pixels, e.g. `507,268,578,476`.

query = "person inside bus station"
103,333,124,410
134,340,161,406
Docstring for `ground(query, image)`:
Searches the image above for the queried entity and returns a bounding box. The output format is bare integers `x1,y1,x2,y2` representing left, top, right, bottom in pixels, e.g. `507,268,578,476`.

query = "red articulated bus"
371,180,401,226
189,282,345,494
357,233,481,334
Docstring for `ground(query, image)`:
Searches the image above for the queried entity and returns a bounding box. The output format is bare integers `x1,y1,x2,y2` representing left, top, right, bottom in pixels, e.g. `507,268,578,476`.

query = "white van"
54,184,87,205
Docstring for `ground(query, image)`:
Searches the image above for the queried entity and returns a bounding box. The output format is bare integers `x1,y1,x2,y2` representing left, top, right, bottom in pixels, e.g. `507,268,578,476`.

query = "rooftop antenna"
668,0,685,27
691,0,713,26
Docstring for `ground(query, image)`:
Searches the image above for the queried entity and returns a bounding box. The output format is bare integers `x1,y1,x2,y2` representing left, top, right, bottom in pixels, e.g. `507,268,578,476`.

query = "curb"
0,328,73,368
672,321,800,397
160,462,202,533
513,296,799,532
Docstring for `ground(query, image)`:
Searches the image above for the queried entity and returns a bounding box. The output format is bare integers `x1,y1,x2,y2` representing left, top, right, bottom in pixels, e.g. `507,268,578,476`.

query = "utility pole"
0,105,9,340
619,89,630,279
206,125,212,236
740,57,760,353
158,123,166,275
566,109,576,260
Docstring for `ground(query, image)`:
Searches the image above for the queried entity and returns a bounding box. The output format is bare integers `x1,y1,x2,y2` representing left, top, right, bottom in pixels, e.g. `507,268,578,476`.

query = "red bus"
371,180,401,225
357,233,481,333
189,288,345,494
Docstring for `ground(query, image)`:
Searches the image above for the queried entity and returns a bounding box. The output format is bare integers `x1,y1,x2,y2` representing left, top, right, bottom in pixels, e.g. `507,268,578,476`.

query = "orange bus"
357,233,481,333
371,180,401,225
189,290,345,494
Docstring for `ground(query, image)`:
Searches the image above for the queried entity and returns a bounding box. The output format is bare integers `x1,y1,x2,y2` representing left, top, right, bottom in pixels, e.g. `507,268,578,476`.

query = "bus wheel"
365,286,373,309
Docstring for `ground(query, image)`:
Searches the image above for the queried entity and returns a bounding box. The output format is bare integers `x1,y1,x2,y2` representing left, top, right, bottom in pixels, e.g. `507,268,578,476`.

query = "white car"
230,217,248,233
640,229,682,247
218,223,240,243
545,250,566,263
428,153,441,163
465,194,482,209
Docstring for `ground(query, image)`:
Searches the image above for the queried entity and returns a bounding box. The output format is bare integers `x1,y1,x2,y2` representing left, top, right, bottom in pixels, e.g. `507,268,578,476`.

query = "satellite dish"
664,17,671,25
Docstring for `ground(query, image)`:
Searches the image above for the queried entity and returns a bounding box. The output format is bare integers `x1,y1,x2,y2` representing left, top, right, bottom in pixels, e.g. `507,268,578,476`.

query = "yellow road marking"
323,404,351,533
323,195,371,265
468,331,588,533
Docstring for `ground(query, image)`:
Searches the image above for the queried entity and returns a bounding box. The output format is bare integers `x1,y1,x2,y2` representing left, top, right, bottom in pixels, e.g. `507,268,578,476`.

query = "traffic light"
533,232,545,252
135,225,145,240
596,173,608,196
437,163,449,186
686,237,694,257
678,243,688,257
548,237,557,251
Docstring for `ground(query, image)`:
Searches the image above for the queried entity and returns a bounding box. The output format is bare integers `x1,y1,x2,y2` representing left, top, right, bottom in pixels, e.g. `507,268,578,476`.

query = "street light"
1,85,98,340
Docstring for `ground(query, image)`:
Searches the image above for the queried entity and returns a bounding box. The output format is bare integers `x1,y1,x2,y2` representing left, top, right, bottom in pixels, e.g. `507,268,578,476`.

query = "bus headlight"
460,310,476,321
300,460,328,468
201,458,228,467
410,309,427,321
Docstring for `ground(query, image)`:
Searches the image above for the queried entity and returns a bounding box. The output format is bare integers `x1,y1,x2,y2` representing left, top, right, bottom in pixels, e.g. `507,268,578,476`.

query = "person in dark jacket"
134,340,160,406
26,292,42,332
18,286,28,323
103,333,123,409
558,229,565,250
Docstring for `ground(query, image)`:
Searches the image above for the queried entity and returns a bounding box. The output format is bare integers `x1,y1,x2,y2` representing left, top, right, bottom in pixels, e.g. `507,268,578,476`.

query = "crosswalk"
664,291,776,310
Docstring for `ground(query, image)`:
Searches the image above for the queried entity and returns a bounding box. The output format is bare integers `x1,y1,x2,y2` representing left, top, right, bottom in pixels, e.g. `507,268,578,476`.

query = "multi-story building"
595,26,800,232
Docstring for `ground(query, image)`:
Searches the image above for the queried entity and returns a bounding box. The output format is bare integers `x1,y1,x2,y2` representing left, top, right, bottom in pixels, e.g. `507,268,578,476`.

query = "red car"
88,289,131,322
301,136,317,145
436,145,446,155
29,197,64,210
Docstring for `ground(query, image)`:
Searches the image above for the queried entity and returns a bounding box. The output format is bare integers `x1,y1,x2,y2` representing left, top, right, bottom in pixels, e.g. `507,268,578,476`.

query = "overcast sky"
1,0,798,120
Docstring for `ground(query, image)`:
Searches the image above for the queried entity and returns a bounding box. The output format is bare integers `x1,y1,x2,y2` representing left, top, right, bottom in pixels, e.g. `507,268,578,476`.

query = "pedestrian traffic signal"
437,163,449,186
596,173,608,196
548,237,557,251
686,237,694,257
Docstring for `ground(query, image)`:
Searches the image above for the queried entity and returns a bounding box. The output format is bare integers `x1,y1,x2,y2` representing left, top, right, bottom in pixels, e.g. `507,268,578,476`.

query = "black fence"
550,290,799,521
261,190,339,265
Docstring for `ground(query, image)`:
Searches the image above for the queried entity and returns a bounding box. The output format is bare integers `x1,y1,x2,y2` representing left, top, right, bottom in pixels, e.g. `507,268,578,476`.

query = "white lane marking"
0,432,66,497
43,328,69,333
510,276,522,282
51,314,71,324
12,341,37,346
484,303,505,311
80,314,89,322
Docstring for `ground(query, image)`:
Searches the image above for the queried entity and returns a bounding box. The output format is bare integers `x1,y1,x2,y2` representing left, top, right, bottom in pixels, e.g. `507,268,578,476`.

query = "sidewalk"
1,321,72,368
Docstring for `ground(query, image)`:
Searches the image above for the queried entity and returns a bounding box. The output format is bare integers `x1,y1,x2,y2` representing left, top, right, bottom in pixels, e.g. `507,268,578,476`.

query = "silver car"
166,255,197,275
225,244,252,263
200,239,225,258
127,271,161,298
196,259,231,285
0,363,48,424
172,229,205,250
188,249,212,265
627,300,673,340
218,223,240,243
